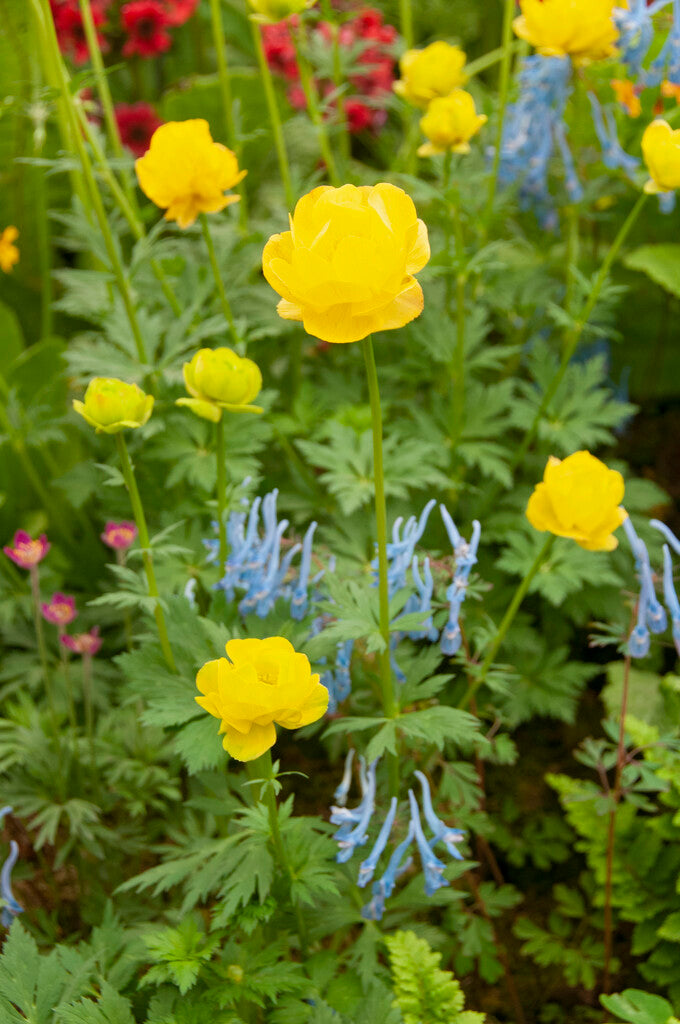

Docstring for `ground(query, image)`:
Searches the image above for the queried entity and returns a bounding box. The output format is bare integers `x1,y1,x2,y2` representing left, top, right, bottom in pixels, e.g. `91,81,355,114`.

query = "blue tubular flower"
331,758,377,863
361,820,415,921
614,0,656,77
291,522,318,620
553,121,584,202
650,519,680,555
643,0,680,85
372,500,436,598
587,95,639,179
357,797,398,888
414,771,466,862
0,808,22,929
408,790,448,896
406,557,439,642
623,518,668,658
334,749,355,806
440,508,481,657
662,545,680,656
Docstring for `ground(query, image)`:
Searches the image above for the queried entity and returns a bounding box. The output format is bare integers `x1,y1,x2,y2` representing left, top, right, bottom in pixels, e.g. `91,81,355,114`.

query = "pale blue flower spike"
662,545,680,657
357,796,398,888
333,749,355,806
376,819,416,900
291,521,318,620
1,839,22,928
650,519,680,556
588,94,639,178
615,0,655,76
553,121,584,202
414,771,466,862
408,790,448,897
333,760,377,862
624,518,667,657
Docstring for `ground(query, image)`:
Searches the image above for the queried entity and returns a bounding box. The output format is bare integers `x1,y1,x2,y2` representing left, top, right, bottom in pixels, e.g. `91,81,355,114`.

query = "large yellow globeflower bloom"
526,451,626,552
513,0,619,62
195,637,329,761
641,119,680,194
393,41,468,108
135,119,247,229
262,183,430,345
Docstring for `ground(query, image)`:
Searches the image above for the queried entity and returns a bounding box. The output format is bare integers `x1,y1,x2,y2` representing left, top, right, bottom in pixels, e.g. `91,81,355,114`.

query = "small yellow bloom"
247,0,314,22
513,0,618,62
0,226,19,274
176,347,263,422
417,90,487,157
135,120,247,229
195,636,329,761
642,118,680,194
262,183,430,345
73,377,154,434
661,80,680,103
611,79,641,118
526,451,626,552
393,41,468,108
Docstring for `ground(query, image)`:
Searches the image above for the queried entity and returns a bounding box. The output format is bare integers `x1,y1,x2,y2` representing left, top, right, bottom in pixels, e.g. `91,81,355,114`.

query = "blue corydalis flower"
333,749,355,806
357,796,398,888
0,807,22,928
588,94,639,179
642,0,680,85
331,757,377,863
291,522,318,620
614,0,656,77
414,771,465,862
361,821,415,921
372,499,436,598
624,518,668,658
662,544,680,656
440,508,481,656
408,790,448,896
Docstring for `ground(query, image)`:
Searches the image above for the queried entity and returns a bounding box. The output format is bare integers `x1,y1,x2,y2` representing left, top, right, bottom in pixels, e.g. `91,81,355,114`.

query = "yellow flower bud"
73,378,154,434
513,0,618,63
526,451,626,552
417,90,487,157
247,0,314,23
195,637,329,762
642,119,680,195
0,226,19,274
176,347,263,422
393,41,468,108
135,120,247,229
262,183,430,345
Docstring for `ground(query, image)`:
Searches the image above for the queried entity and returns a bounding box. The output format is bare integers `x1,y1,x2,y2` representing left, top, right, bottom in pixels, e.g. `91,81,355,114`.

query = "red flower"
261,20,299,80
3,531,50,570
345,98,375,133
50,0,109,65
101,520,138,551
114,103,162,157
121,0,172,58
162,0,199,25
42,593,78,627
60,626,103,657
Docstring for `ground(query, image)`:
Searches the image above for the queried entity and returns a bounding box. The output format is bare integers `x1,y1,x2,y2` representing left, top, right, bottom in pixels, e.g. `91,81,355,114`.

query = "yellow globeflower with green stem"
72,377,176,673
176,348,264,572
263,182,430,796
135,120,247,349
513,0,619,62
394,41,468,108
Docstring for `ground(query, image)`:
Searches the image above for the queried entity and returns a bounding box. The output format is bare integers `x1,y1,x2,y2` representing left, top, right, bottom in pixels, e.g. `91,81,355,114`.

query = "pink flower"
115,102,162,157
162,0,199,25
101,521,137,551
3,531,51,570
121,0,172,58
41,593,77,627
60,627,102,656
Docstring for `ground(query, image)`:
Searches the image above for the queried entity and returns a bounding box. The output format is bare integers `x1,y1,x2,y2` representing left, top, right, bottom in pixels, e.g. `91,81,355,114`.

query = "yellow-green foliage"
385,930,485,1024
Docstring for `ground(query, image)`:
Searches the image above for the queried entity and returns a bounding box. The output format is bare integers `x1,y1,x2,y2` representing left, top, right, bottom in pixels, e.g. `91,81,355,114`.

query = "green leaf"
624,244,680,298
600,988,676,1024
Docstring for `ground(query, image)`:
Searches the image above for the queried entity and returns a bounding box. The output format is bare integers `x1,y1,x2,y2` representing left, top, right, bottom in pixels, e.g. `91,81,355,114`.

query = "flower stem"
321,0,350,167
459,535,554,710
29,566,59,739
484,0,515,228
361,336,399,797
248,751,309,956
200,213,242,350
60,644,78,734
443,155,467,446
82,651,96,776
116,549,134,651
115,433,177,673
215,415,228,572
208,0,249,232
292,21,340,186
251,18,295,210
399,0,414,48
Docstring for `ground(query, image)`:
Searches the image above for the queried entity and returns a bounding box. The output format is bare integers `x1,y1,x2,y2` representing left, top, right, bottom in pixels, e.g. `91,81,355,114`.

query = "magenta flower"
41,593,77,627
3,531,50,570
101,521,137,551
60,626,102,656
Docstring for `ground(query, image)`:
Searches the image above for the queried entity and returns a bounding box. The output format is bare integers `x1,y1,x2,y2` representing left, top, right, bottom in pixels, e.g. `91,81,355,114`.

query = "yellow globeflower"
394,41,468,108
526,451,626,552
262,183,430,345
247,0,314,22
418,90,488,157
0,226,19,274
73,378,154,434
195,637,329,761
642,119,680,194
176,347,263,422
135,120,247,229
513,0,618,62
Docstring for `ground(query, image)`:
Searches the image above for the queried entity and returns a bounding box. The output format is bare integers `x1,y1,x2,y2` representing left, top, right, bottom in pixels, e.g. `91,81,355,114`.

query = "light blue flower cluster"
440,509,481,657
650,519,680,657
588,94,639,179
330,754,466,921
617,0,680,86
0,806,22,928
622,518,668,657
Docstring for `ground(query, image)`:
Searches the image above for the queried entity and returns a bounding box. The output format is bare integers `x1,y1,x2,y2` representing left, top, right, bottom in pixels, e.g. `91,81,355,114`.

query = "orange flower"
611,79,641,117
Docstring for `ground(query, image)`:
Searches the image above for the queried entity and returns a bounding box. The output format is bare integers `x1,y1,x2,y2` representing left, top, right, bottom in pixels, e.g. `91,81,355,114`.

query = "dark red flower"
162,0,199,26
345,98,374,133
261,20,299,80
121,0,172,58
50,0,109,65
114,103,162,157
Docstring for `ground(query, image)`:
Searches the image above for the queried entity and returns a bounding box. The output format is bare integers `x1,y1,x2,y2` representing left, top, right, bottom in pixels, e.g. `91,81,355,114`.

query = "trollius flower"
176,347,263,421
262,183,430,344
393,41,468,108
642,119,680,194
135,119,247,228
73,378,154,433
195,637,329,761
418,90,487,156
513,0,618,62
526,450,626,551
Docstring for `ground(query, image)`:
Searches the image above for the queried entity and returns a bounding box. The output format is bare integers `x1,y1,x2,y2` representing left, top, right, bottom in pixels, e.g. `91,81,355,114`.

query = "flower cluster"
50,0,199,65
261,8,398,134
0,807,22,929
330,755,465,920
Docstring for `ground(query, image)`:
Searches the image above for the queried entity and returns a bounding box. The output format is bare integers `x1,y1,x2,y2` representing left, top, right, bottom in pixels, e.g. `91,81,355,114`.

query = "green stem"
399,0,414,48
60,644,78,734
564,203,580,328
116,549,134,651
82,651,96,776
444,156,467,446
484,0,515,227
115,434,177,673
248,751,309,956
78,0,140,215
321,0,350,166
464,40,522,78
34,162,52,339
251,19,295,209
508,192,647,474
459,535,554,710
361,336,399,797
200,213,242,349
208,0,249,231
29,566,60,744
292,22,340,186
216,415,228,572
